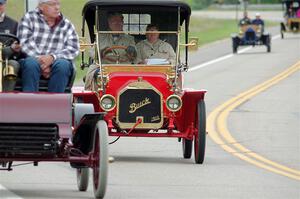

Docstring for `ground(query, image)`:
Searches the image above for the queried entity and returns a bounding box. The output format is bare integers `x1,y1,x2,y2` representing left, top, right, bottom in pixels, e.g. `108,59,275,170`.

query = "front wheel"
194,100,206,164
77,168,89,191
92,120,109,199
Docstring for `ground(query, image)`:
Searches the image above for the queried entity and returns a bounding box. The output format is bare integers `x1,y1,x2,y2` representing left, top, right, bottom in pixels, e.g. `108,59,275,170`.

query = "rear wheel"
232,38,238,53
77,168,89,191
194,100,206,164
92,120,108,199
266,36,271,53
182,138,192,159
280,23,285,39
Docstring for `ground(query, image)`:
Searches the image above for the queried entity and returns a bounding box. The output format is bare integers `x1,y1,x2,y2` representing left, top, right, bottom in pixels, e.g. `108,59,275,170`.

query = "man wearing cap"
17,0,79,92
0,0,22,91
84,12,136,91
239,11,251,26
99,12,137,64
252,13,265,32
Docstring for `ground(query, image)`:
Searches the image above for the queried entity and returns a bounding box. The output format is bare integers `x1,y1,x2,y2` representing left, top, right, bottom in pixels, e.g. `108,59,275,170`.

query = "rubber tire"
77,168,89,191
182,138,192,159
266,36,271,53
93,120,109,199
194,100,206,164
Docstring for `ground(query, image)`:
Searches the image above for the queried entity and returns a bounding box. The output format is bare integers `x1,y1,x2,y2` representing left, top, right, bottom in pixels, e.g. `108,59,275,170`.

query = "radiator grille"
0,123,59,157
117,88,163,129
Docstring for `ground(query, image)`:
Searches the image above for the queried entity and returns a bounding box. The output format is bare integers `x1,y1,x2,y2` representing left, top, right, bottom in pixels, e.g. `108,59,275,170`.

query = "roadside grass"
6,0,278,83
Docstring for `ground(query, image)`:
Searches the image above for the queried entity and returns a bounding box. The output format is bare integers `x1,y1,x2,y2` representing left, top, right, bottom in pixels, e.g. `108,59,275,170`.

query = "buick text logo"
129,97,151,113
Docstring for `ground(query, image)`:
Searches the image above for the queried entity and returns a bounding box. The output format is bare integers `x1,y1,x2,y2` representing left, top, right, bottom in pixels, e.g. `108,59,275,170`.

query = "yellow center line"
207,61,300,180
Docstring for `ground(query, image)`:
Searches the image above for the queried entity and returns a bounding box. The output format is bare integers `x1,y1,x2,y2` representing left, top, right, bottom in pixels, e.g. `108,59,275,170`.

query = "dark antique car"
77,0,207,164
231,24,271,53
0,34,108,198
280,0,300,38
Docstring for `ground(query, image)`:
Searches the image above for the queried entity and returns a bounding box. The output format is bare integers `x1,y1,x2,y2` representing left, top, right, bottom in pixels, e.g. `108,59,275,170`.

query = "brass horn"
3,61,17,80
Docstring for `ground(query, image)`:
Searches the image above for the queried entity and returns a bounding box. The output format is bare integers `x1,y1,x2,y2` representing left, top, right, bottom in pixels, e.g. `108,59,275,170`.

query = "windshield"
96,9,179,66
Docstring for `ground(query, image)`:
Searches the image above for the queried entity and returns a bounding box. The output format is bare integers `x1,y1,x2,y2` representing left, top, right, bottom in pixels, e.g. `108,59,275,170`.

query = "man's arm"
17,13,40,57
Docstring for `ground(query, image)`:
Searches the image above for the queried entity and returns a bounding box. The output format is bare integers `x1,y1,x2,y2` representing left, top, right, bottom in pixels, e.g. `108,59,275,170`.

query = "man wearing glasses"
17,0,79,92
99,12,137,64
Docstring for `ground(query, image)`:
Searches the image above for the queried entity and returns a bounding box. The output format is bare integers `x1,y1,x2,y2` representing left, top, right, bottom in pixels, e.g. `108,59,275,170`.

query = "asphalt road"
0,28,299,198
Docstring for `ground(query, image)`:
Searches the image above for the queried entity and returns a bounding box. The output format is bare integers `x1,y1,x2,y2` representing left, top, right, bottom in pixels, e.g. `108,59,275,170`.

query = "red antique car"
77,0,207,164
0,34,108,198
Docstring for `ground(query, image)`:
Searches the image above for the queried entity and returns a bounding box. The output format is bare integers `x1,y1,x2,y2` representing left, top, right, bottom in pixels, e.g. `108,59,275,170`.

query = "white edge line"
0,184,23,199
189,34,280,72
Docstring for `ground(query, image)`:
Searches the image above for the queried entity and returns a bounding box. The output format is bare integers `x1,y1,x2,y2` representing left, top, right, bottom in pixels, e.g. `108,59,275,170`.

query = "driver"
84,12,137,91
100,12,137,64
17,0,79,93
0,0,21,91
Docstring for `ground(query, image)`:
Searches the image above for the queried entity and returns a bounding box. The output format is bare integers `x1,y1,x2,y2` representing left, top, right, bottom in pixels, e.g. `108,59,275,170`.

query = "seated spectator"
136,24,176,65
17,0,79,93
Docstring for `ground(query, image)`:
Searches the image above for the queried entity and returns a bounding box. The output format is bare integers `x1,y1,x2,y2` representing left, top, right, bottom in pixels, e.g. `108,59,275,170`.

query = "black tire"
267,44,271,53
232,38,238,53
280,23,285,39
182,138,192,159
77,168,89,191
266,36,271,53
194,100,206,164
93,121,108,199
233,45,238,53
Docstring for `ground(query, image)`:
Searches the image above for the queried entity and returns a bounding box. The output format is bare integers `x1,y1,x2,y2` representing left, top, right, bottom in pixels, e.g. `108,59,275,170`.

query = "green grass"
189,17,238,46
5,0,278,83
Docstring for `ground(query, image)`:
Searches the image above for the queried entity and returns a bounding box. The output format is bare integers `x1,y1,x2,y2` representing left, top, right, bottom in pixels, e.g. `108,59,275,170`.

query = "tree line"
183,0,281,9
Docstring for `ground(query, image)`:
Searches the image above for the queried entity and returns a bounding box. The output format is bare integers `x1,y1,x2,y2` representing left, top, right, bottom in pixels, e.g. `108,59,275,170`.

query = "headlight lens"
166,95,182,112
100,94,116,111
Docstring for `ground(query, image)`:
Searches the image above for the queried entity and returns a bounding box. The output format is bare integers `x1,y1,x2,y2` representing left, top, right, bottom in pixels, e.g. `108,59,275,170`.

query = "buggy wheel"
182,138,192,159
267,44,271,53
194,100,206,164
77,168,89,191
232,38,238,53
266,36,271,53
92,120,108,199
233,45,238,53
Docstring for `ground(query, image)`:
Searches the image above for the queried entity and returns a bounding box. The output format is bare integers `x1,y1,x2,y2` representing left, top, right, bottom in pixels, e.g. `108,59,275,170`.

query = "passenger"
100,12,137,64
239,11,252,26
17,0,79,92
136,24,176,64
252,13,265,32
0,0,21,91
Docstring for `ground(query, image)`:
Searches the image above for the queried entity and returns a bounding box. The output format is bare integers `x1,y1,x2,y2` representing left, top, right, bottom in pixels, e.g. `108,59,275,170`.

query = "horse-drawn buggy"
79,0,207,164
280,0,300,38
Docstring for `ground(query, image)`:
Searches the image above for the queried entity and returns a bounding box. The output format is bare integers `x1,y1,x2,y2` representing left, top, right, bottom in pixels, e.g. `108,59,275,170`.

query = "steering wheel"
101,45,130,63
0,32,20,47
